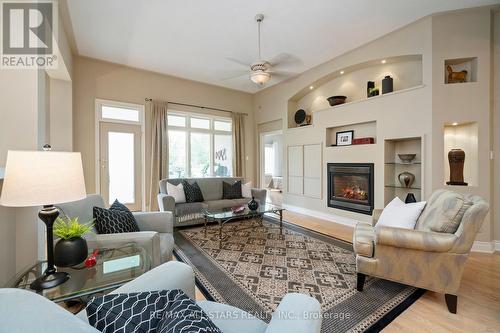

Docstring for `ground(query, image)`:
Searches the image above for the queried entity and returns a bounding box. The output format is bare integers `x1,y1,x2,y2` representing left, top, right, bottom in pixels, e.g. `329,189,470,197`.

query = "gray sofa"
58,194,174,267
157,177,267,227
0,261,322,333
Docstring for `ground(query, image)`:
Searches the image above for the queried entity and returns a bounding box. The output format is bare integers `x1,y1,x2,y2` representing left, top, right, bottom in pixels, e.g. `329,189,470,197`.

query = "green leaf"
53,216,94,240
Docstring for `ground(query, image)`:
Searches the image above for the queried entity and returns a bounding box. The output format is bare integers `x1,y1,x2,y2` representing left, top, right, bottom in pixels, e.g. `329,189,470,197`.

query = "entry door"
99,122,142,211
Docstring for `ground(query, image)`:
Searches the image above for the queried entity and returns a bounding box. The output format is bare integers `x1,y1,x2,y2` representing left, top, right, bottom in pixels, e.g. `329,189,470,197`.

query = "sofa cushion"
196,178,224,201
353,223,375,258
223,180,243,199
182,180,204,203
416,190,471,233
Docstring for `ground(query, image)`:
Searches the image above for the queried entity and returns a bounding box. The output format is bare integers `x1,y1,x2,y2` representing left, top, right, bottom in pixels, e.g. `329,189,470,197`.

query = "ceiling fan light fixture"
250,70,271,85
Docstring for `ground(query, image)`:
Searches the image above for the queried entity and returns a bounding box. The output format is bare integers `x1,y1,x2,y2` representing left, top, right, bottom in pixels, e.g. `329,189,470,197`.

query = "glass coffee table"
202,203,284,247
6,243,151,303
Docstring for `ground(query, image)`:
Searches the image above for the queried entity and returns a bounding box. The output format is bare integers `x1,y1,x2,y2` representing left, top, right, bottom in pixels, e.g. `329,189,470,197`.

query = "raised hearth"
327,163,374,215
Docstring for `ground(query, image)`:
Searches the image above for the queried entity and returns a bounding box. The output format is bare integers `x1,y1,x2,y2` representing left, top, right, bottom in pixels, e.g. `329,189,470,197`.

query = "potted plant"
53,217,94,267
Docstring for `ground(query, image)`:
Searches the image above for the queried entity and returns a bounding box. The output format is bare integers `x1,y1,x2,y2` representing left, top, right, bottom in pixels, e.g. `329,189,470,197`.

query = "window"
167,111,233,178
102,105,140,122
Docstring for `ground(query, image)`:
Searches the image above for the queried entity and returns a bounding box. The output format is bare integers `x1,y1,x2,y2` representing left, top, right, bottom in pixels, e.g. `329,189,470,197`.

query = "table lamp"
0,148,86,290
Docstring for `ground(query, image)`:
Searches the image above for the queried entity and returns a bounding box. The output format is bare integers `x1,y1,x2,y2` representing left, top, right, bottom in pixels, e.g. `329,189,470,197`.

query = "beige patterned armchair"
353,190,489,313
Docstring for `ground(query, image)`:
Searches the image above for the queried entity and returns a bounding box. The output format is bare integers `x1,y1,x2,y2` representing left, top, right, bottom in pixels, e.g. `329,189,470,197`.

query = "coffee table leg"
204,216,207,237
219,221,223,249
279,210,283,235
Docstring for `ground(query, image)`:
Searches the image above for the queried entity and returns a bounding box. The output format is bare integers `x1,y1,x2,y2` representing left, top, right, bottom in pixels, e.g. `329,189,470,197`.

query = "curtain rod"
145,98,248,116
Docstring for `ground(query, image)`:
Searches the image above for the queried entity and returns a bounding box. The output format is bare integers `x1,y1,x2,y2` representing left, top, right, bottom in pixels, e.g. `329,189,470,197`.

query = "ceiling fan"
224,13,300,87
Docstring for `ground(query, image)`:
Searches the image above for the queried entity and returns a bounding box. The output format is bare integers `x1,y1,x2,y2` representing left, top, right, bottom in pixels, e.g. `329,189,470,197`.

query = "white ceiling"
67,0,499,93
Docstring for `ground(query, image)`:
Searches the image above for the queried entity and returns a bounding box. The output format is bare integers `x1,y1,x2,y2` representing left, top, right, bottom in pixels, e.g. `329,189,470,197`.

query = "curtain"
148,100,169,211
232,112,245,177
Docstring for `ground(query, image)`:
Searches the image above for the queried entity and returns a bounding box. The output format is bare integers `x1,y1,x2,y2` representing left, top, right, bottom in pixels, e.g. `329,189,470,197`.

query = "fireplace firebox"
327,163,374,215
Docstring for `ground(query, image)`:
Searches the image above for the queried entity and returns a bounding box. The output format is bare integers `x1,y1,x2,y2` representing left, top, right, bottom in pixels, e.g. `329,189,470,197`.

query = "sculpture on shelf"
367,81,375,98
447,65,467,83
398,171,415,188
446,149,468,186
382,75,393,94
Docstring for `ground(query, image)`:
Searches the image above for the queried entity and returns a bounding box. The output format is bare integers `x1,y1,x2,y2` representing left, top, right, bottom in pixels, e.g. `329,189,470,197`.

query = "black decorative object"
405,193,417,204
446,149,468,186
222,180,243,199
54,237,88,267
30,206,70,290
248,197,259,211
382,75,393,94
367,81,375,98
327,96,347,106
294,109,306,125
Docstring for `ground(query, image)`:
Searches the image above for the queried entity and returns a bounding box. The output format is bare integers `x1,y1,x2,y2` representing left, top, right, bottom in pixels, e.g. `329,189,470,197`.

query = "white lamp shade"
0,150,86,207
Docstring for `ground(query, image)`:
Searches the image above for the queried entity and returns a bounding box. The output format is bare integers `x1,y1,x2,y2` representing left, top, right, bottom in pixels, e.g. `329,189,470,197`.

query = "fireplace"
327,163,374,215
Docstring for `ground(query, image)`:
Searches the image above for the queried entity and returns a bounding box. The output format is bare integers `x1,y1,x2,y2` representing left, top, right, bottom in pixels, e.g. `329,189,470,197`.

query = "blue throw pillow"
86,289,221,333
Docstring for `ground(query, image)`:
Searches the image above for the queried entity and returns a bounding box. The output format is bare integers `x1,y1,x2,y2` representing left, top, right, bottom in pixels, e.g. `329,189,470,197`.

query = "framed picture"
336,130,354,146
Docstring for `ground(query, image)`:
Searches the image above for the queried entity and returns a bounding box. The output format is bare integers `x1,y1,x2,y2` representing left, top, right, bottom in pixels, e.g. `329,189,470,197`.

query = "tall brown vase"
446,149,468,186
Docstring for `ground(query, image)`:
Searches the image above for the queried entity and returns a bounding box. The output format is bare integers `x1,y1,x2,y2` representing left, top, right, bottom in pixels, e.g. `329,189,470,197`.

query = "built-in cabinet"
287,144,322,199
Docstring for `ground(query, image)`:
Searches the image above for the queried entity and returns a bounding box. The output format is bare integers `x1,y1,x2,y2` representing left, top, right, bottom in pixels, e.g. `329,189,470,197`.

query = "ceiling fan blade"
268,70,298,79
268,53,302,68
220,70,249,81
226,57,252,68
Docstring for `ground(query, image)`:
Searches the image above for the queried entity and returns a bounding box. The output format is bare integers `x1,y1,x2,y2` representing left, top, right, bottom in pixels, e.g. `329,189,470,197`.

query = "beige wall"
253,7,498,244
494,11,500,241
253,17,434,225
73,56,255,209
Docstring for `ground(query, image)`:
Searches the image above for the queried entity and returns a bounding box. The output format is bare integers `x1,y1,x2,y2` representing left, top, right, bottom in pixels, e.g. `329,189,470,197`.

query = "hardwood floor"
192,210,500,332
282,210,500,333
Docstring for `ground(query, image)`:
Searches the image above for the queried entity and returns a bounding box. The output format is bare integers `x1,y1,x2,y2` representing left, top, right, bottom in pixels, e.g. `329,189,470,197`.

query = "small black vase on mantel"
382,75,393,94
248,197,259,211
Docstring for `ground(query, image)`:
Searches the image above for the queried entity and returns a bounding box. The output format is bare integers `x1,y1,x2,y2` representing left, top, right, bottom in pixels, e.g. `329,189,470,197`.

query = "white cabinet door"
303,144,322,198
288,146,303,177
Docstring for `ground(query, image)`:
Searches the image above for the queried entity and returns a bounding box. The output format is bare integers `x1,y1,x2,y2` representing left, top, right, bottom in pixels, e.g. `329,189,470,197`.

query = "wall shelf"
444,57,477,84
385,185,421,190
385,162,421,165
326,121,376,147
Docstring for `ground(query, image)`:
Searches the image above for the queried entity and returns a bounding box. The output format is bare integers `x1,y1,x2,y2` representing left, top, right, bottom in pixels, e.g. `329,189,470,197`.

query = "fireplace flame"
341,185,368,201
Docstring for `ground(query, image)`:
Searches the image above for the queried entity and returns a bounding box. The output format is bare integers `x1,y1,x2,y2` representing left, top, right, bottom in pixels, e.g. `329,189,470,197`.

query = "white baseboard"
282,203,357,228
471,240,500,253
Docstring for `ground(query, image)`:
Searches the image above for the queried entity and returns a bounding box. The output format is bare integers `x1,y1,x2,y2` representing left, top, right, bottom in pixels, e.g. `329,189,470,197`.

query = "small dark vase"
405,193,417,203
248,197,259,211
382,75,393,94
54,237,88,267
367,81,375,98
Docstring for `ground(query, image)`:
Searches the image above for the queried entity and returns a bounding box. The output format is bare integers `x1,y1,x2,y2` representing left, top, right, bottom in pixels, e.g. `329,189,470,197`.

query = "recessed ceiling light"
340,71,345,75
452,122,458,126
381,60,386,64
309,85,314,90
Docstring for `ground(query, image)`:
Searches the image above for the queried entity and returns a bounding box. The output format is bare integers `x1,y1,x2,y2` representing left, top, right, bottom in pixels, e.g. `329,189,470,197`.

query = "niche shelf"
326,121,376,147
384,137,423,205
443,122,478,186
444,57,477,84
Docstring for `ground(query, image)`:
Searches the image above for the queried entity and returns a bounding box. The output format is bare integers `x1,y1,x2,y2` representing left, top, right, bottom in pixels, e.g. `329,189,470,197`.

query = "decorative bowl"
398,154,416,163
327,96,347,106
231,205,245,214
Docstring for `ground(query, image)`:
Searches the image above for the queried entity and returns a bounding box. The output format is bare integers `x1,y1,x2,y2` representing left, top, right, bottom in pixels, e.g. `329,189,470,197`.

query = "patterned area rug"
174,216,424,333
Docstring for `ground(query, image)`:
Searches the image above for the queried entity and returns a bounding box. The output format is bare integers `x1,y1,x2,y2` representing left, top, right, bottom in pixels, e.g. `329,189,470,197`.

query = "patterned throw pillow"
93,200,140,234
222,180,243,199
86,290,222,333
157,291,222,333
182,180,204,203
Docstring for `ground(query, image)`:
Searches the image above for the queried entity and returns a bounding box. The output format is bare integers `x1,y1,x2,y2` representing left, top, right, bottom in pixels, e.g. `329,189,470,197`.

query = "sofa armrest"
158,193,176,212
376,226,457,252
133,211,173,233
265,293,322,333
372,209,383,226
251,188,267,204
87,231,162,267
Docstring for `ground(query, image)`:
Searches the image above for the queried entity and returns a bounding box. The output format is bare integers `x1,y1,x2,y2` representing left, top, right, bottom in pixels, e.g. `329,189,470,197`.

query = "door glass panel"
190,117,210,129
108,132,135,204
214,134,232,176
190,133,210,177
168,130,187,178
214,120,231,132
102,106,139,122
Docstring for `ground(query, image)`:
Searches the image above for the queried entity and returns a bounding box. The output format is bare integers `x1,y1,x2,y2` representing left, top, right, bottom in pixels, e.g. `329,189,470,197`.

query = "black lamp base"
30,271,69,291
